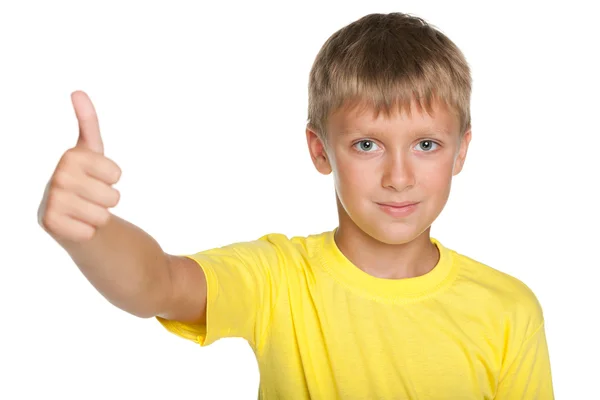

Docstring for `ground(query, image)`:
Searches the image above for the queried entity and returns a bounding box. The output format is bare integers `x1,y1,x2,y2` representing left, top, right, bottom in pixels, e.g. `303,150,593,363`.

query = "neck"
334,209,439,280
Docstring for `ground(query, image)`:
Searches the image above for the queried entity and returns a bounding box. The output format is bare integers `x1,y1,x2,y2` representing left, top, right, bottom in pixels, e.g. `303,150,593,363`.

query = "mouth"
377,201,419,208
376,201,420,217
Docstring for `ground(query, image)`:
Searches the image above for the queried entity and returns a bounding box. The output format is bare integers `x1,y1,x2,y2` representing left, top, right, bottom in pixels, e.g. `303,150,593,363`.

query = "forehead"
326,99,460,136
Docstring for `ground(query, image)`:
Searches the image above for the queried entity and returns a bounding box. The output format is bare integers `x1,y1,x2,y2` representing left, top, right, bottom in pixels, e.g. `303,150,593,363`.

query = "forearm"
57,214,172,318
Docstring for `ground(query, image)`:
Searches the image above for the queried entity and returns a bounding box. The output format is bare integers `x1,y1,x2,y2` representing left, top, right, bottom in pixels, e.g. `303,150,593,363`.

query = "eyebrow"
338,129,451,138
337,130,366,136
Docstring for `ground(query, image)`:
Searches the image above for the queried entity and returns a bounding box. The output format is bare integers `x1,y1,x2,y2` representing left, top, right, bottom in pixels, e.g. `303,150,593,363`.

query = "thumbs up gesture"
38,91,122,242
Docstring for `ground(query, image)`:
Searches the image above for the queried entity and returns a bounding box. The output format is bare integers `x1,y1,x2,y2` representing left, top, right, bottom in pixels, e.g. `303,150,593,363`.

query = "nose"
381,152,415,191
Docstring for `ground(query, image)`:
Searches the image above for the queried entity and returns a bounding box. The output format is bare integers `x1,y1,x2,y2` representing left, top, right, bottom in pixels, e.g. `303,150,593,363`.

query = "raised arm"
38,90,207,323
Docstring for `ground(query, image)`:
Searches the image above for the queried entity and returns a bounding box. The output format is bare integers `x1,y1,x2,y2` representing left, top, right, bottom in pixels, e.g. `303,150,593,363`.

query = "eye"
353,140,380,152
415,140,439,152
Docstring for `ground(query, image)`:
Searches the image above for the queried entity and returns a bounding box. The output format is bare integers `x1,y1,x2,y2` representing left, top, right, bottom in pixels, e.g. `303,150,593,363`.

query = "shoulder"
192,230,326,266
448,246,545,328
252,230,331,254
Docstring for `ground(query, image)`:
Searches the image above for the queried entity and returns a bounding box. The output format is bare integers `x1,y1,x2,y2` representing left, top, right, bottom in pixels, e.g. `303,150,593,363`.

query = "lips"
376,201,420,217
376,201,419,207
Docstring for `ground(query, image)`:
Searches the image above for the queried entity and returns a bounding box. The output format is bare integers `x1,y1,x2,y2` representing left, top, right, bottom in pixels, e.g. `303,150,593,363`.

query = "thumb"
72,90,104,154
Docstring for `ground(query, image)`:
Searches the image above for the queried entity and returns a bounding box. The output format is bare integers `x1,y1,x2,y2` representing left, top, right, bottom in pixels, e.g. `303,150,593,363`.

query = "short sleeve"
156,234,285,349
494,322,554,399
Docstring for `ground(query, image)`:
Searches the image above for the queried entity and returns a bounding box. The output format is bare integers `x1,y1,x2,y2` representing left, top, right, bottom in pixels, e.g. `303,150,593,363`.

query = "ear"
306,126,332,175
452,128,472,176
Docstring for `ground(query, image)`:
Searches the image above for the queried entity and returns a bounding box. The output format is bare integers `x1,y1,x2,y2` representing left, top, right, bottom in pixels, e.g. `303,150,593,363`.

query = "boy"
38,12,553,399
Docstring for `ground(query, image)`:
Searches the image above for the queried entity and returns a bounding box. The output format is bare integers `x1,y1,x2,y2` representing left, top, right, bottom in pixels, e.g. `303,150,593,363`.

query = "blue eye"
415,140,439,152
354,140,380,152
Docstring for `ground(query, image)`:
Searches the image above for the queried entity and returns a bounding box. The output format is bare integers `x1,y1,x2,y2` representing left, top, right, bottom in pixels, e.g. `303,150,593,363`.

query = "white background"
1,0,598,398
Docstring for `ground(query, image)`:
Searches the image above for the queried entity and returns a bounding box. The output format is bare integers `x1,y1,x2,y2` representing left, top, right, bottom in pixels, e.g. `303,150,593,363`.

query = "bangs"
325,68,467,130
308,12,471,139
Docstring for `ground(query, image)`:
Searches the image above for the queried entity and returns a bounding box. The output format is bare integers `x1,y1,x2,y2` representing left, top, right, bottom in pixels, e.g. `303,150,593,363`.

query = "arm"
39,90,207,322
156,234,286,348
57,214,207,322
495,322,554,399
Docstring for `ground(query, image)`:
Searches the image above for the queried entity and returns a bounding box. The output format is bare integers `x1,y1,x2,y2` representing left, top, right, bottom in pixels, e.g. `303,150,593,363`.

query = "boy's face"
306,99,471,245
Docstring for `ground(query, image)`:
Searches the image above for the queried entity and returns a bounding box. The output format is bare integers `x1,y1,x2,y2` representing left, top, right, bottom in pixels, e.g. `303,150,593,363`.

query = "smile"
376,202,419,217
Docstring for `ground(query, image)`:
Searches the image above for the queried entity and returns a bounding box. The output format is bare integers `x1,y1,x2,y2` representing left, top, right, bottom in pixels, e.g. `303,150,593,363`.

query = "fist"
38,91,122,242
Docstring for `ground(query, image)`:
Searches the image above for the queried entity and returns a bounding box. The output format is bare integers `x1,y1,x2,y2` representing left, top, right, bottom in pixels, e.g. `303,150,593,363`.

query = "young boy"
38,12,553,399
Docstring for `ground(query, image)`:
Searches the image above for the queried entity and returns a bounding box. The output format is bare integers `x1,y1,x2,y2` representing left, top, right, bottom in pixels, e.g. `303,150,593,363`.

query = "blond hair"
307,12,472,140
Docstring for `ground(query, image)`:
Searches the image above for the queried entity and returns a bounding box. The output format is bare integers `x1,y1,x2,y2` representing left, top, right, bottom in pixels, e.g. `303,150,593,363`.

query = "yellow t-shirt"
156,230,553,399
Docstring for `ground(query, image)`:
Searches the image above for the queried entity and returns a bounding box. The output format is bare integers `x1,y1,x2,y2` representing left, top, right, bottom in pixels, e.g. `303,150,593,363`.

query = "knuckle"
108,163,122,184
96,209,111,227
51,170,71,189
114,165,122,183
80,226,96,242
41,211,60,232
59,148,88,173
111,188,121,207
59,148,79,166
45,189,63,210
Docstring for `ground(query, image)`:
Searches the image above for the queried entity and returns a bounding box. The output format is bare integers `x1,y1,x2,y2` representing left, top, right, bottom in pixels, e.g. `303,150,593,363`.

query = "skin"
39,91,469,328
306,99,471,279
38,91,207,324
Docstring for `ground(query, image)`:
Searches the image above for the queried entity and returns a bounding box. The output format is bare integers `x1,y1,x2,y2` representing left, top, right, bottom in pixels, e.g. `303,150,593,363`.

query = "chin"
338,198,435,245
359,220,427,246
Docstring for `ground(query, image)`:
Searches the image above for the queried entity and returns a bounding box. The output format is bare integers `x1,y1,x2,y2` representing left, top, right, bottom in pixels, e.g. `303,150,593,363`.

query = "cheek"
333,155,377,195
418,158,454,196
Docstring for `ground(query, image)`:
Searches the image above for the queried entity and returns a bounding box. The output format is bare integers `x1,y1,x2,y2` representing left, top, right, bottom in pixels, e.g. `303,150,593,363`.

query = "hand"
38,91,122,242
